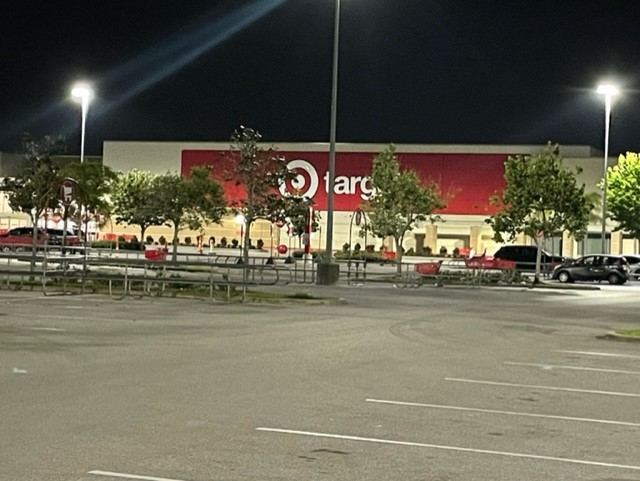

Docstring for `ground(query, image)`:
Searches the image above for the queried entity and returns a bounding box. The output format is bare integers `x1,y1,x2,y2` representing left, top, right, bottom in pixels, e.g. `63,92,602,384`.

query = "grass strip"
614,328,640,337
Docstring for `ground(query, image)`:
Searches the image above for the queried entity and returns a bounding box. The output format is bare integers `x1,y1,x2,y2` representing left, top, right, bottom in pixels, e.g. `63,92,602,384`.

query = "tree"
362,144,445,276
274,195,320,252
1,134,66,253
279,196,319,237
604,152,640,243
486,143,592,283
59,161,117,242
217,126,296,264
154,166,225,261
111,170,165,242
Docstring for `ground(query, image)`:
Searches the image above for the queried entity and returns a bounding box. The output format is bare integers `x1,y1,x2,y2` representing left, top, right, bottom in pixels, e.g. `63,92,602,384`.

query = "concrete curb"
529,280,601,290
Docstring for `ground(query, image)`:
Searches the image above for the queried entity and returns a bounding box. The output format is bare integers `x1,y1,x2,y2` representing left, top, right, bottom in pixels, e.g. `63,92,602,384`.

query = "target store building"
102,141,619,258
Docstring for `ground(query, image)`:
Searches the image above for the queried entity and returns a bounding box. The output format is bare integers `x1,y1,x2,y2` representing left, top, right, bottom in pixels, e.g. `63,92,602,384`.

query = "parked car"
493,245,565,272
551,254,629,284
0,227,81,250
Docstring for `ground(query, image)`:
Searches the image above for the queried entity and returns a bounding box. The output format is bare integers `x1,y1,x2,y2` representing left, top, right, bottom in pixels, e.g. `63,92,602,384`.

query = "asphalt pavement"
1,276,640,481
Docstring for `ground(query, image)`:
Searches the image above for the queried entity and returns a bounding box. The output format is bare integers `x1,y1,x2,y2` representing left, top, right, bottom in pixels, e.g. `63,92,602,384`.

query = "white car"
623,255,640,280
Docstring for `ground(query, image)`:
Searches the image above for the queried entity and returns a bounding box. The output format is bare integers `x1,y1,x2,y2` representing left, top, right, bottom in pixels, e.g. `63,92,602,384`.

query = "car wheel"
557,271,572,283
608,273,622,285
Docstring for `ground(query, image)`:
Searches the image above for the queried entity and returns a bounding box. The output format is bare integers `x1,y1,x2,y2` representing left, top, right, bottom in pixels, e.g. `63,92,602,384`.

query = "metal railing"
0,248,295,302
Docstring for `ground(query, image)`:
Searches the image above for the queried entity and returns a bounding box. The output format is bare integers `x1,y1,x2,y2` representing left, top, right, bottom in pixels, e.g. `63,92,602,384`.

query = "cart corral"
410,256,524,287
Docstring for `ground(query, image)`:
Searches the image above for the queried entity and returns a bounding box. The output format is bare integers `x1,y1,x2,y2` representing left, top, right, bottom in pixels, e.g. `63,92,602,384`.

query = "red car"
0,227,81,250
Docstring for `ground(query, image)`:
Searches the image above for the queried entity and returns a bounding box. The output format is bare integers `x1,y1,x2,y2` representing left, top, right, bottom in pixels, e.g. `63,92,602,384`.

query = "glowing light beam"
100,0,287,112
0,0,286,147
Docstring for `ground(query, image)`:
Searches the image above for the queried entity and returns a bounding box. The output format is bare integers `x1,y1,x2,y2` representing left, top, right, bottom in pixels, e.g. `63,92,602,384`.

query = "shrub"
334,250,381,262
439,246,448,256
256,239,264,250
231,239,239,248
158,236,167,246
425,246,432,256
122,240,144,251
145,235,154,244
90,240,115,249
90,239,143,251
220,236,227,248
184,236,192,245
354,243,362,252
292,250,322,259
365,244,375,253
342,243,350,252
453,247,460,257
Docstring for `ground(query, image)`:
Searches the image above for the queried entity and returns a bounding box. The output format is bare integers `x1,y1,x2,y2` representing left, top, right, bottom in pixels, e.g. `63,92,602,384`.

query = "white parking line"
256,427,640,471
10,313,119,323
88,470,187,481
28,327,66,332
555,350,640,359
365,398,640,427
445,378,640,397
504,361,640,375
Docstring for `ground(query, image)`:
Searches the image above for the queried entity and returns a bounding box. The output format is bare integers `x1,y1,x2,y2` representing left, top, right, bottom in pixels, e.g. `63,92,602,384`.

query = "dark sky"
2,0,639,157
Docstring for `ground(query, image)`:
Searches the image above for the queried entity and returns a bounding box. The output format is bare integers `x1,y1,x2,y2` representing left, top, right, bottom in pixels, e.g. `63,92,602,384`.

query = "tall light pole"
71,82,93,244
596,83,618,254
71,82,93,164
325,0,340,263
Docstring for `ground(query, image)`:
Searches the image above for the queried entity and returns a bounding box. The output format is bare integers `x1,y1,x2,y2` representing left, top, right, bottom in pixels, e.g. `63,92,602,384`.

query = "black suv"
493,245,565,272
552,254,629,284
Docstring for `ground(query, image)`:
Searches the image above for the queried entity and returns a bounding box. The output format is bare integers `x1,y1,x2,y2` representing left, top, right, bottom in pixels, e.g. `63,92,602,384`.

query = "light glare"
71,83,93,102
597,84,619,96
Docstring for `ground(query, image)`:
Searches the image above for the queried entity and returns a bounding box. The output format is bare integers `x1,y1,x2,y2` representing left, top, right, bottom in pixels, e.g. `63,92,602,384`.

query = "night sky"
2,0,639,157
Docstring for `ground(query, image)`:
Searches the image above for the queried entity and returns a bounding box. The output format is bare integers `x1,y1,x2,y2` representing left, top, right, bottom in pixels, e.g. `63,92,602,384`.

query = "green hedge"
90,240,144,251
290,250,384,262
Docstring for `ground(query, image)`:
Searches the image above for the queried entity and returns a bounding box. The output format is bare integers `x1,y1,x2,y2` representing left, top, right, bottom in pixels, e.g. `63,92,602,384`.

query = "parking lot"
1,283,639,481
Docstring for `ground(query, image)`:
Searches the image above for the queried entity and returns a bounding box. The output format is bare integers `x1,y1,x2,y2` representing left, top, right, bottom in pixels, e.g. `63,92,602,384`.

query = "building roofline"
102,141,599,158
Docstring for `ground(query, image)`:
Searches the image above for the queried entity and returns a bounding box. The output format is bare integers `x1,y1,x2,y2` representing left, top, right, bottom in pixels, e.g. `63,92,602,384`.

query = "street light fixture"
596,83,619,254
71,82,93,164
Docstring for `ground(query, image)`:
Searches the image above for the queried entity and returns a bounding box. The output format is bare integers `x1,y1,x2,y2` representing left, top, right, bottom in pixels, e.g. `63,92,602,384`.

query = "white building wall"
103,141,598,174
100,142,614,256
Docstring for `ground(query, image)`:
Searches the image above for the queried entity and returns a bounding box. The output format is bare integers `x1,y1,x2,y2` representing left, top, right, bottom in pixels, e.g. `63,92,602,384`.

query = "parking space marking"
365,398,640,427
445,378,640,397
504,361,640,375
88,470,187,481
256,427,640,471
9,313,127,323
28,327,66,332
554,350,640,359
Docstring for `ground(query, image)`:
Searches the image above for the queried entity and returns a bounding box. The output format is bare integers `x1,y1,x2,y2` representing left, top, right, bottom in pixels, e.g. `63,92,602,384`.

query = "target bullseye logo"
279,159,319,198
